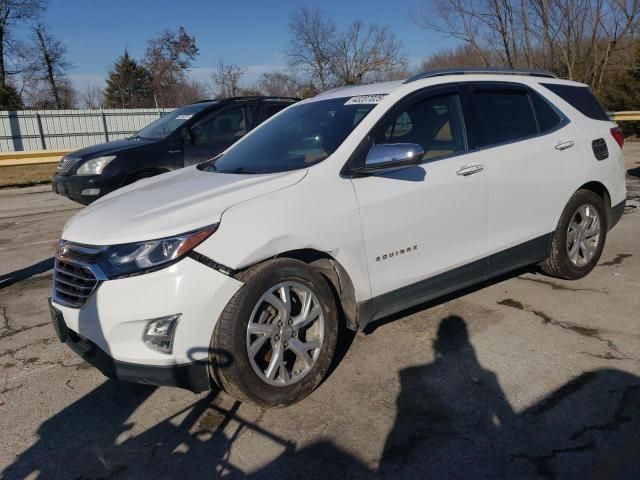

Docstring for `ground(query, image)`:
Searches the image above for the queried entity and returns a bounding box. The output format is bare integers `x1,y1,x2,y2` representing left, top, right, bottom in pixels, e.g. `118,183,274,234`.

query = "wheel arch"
576,181,612,226
554,180,612,231
240,249,360,331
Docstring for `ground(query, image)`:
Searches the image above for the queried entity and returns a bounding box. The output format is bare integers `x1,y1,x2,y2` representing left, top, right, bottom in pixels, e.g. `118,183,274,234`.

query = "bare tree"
78,82,104,109
26,76,76,108
330,21,406,84
421,43,495,69
211,58,246,98
144,26,199,106
32,23,72,109
415,0,640,91
287,7,336,90
0,0,44,107
256,71,300,97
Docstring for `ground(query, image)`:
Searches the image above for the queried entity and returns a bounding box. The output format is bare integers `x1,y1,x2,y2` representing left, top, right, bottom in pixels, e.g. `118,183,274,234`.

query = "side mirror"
181,127,195,145
353,143,425,175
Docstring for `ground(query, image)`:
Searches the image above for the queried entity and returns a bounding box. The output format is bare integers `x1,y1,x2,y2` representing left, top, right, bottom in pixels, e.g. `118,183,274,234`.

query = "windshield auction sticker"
176,114,194,120
344,94,387,105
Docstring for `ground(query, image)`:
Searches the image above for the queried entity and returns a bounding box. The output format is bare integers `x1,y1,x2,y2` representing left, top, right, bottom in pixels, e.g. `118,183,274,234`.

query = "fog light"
143,314,181,354
81,188,100,196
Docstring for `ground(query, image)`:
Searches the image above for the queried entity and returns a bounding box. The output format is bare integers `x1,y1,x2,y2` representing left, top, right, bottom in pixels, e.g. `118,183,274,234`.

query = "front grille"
53,259,99,308
57,156,80,173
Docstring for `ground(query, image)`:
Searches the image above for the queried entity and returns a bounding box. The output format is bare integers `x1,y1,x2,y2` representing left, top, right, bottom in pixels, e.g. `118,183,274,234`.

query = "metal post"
35,113,46,150
100,109,109,142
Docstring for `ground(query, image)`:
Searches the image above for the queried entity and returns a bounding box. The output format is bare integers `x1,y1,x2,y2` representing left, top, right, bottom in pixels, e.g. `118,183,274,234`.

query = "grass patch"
0,163,57,188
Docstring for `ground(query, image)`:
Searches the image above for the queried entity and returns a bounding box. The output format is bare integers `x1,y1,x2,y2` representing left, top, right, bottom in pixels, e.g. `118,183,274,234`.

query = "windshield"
135,102,215,140
204,97,376,174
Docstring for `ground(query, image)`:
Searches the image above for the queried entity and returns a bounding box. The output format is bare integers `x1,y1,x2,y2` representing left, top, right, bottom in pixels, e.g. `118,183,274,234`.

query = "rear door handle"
555,140,575,151
456,164,484,176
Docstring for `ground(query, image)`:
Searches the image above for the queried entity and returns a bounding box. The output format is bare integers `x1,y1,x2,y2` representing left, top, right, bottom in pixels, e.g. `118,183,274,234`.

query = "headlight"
76,155,116,175
98,225,218,278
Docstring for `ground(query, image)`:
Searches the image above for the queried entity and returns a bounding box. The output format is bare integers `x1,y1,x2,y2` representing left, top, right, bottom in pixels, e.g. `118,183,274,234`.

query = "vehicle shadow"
0,257,54,289
2,314,639,479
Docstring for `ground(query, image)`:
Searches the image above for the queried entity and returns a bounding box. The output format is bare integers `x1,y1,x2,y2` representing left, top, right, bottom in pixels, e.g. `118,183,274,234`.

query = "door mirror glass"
360,143,425,173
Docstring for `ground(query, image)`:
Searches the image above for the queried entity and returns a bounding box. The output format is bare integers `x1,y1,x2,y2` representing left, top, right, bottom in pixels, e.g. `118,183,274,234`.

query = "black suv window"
192,105,254,146
375,93,466,161
541,84,609,121
471,88,538,147
530,91,563,133
258,102,291,123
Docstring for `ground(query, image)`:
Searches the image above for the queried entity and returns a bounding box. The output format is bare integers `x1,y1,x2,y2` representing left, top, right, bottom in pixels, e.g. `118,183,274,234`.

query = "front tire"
541,189,606,280
210,258,338,407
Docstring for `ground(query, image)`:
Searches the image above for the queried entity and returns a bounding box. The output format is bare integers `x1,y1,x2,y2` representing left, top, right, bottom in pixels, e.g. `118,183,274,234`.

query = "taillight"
610,127,624,149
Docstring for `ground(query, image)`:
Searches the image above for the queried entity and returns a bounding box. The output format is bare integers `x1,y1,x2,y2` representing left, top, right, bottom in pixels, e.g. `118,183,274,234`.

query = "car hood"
62,166,308,245
69,138,156,158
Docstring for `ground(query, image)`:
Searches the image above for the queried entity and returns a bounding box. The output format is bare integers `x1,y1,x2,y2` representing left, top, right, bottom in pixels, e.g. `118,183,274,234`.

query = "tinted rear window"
472,89,538,146
541,84,609,121
530,92,563,132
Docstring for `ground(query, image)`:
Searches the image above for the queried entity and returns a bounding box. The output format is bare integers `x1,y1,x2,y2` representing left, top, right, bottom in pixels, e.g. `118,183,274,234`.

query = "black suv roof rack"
193,96,299,104
404,67,557,84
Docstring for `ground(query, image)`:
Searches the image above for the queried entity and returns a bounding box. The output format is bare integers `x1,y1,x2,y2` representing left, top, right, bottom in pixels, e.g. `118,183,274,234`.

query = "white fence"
0,108,174,152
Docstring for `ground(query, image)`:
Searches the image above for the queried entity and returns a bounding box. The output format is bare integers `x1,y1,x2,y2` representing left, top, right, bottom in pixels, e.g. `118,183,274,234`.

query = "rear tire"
210,258,338,407
541,189,606,280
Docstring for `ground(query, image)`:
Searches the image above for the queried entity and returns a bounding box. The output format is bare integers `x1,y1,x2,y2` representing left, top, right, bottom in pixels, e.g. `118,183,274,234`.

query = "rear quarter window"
530,91,564,132
541,84,609,121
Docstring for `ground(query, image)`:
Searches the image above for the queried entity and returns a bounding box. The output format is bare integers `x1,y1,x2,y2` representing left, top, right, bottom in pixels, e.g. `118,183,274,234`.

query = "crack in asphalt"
0,305,50,340
511,441,596,479
516,383,640,478
497,299,623,353
517,277,604,293
0,383,24,395
580,351,639,362
570,384,640,441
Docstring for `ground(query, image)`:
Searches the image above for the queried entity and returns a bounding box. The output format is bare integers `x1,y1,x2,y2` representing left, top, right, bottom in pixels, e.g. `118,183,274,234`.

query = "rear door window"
471,88,538,147
541,84,609,121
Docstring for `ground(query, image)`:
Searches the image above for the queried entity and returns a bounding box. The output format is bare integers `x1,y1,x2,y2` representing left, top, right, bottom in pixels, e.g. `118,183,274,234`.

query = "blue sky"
34,0,455,90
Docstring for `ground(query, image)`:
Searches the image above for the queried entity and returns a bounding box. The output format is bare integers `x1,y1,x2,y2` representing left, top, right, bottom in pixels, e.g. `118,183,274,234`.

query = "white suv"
49,68,627,407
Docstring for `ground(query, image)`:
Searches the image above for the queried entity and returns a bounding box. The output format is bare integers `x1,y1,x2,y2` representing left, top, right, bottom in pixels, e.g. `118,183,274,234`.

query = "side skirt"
356,233,552,329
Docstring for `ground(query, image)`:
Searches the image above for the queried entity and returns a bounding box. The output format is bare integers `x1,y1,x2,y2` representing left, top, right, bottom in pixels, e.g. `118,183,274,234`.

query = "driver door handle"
555,140,575,151
456,164,484,176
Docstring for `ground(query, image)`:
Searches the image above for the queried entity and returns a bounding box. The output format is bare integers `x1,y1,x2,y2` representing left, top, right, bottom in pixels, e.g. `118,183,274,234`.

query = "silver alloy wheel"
246,281,325,387
566,204,601,267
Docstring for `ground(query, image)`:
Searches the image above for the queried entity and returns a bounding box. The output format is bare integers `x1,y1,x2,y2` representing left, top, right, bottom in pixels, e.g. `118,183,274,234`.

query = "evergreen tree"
104,50,154,108
0,83,23,109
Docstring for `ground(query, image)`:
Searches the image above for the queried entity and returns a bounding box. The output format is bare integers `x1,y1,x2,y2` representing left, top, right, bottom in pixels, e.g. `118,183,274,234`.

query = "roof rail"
404,67,557,84
193,96,299,103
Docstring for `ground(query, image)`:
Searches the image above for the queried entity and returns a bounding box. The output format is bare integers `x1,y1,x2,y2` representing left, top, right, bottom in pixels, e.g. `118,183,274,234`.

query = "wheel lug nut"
288,320,292,325
277,321,282,327
284,342,288,348
292,332,297,337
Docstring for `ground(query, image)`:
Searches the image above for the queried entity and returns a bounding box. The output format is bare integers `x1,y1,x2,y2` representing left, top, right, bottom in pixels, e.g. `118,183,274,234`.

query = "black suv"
52,96,298,204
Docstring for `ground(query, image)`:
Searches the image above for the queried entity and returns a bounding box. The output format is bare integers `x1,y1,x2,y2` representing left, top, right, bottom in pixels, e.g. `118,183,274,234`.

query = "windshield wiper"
218,167,258,174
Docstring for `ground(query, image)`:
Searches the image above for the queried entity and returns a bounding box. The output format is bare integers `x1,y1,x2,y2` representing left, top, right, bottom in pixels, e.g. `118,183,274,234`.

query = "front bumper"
50,299,210,391
52,172,121,205
50,257,243,390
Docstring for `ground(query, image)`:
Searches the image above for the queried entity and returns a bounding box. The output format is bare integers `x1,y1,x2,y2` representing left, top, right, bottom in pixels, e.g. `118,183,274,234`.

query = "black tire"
210,258,338,407
540,189,607,280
